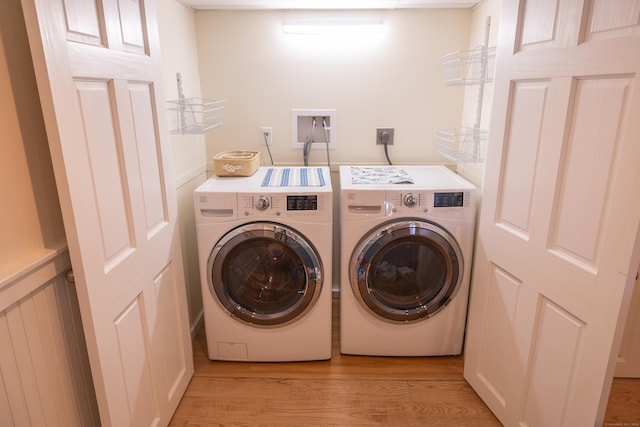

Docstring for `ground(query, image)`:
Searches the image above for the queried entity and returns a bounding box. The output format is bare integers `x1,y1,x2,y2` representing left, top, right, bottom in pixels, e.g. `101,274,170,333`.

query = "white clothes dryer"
194,166,332,361
339,165,476,356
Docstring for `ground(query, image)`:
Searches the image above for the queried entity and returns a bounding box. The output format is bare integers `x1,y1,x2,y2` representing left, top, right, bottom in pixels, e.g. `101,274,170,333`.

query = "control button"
403,193,417,207
255,195,270,210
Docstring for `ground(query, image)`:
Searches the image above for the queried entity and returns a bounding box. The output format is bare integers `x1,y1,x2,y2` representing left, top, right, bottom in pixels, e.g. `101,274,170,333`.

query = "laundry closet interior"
2,0,640,426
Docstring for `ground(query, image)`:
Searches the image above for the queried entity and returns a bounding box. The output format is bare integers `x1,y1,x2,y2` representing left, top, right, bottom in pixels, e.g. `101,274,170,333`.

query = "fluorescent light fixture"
283,18,383,35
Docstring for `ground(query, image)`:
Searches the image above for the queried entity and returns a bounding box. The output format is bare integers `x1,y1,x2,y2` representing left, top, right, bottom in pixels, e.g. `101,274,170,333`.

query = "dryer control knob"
255,195,270,210
403,193,417,207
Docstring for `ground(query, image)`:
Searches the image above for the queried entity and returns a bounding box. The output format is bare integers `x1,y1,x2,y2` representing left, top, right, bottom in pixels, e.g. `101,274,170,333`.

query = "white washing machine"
194,166,332,361
339,165,476,356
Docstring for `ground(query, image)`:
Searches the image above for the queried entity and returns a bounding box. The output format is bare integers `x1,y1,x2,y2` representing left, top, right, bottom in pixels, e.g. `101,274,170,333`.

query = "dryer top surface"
339,165,475,191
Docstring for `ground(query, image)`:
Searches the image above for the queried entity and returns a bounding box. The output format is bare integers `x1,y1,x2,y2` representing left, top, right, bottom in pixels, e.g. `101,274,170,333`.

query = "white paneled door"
464,0,640,426
20,0,193,425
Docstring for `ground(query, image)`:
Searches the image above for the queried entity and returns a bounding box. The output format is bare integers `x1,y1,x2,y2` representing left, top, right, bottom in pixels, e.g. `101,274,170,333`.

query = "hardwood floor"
170,298,640,426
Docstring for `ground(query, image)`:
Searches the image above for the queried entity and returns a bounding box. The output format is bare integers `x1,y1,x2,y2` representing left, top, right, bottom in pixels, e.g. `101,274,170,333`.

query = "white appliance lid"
339,165,475,190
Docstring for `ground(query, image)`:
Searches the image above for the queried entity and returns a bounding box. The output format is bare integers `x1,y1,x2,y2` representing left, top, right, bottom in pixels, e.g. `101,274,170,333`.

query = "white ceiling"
179,0,482,10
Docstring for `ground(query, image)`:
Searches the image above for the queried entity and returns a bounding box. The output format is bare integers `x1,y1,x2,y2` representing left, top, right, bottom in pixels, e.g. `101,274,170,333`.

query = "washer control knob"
255,195,270,210
403,193,417,207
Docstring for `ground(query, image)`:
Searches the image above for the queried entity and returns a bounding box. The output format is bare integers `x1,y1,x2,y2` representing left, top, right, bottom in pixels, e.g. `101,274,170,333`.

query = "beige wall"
195,9,472,168
158,0,207,332
0,0,65,277
158,0,208,186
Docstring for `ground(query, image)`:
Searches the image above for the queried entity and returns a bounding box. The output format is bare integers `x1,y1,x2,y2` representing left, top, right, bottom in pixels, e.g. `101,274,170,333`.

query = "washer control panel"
286,195,318,211
239,193,329,219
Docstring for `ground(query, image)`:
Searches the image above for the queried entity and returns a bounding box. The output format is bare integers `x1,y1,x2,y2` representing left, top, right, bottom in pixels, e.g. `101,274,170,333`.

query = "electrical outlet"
376,128,394,145
261,127,272,145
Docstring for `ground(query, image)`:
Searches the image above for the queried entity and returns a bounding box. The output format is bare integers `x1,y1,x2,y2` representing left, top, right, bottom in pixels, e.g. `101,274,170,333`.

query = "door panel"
117,0,146,53
63,0,103,45
464,0,640,425
75,80,134,264
114,298,157,426
495,80,547,238
21,0,194,425
551,78,631,268
474,264,521,407
522,298,585,427
128,82,168,233
586,0,640,42
153,263,191,394
520,0,584,50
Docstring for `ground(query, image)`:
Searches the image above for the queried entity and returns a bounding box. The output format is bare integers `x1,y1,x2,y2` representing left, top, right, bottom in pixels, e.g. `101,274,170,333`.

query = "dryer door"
351,220,463,322
208,222,323,327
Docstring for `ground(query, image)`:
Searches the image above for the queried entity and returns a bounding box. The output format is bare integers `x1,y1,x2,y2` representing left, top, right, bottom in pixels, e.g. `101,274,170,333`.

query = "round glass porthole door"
208,222,323,327
350,220,463,323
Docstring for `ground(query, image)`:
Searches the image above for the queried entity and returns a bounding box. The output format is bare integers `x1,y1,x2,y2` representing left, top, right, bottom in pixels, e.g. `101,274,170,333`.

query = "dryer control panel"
387,191,431,214
386,190,472,215
434,192,465,208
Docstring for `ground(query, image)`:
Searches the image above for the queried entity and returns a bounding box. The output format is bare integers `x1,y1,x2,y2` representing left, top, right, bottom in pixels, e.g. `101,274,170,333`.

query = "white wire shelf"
435,126,487,163
167,97,225,135
436,17,493,164
440,46,496,86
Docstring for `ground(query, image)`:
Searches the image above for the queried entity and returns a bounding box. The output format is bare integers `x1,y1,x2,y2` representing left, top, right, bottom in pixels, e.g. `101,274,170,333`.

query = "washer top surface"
339,165,474,191
197,166,332,194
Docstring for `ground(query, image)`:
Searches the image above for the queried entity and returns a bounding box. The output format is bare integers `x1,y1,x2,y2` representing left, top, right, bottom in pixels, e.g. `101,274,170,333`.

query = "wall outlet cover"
376,128,394,145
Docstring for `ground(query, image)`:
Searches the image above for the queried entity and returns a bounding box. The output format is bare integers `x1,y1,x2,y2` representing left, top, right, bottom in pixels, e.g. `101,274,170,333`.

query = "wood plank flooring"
169,298,640,426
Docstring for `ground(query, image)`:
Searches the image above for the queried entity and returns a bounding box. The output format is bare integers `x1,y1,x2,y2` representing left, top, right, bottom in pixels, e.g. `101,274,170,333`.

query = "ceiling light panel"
183,0,395,9
283,18,383,34
180,0,480,9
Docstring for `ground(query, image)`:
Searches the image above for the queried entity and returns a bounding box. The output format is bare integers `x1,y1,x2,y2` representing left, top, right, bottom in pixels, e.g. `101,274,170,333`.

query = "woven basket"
213,151,260,177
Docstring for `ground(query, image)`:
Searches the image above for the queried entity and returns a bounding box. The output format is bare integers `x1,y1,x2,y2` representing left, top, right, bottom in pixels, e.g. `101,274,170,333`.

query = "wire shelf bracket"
167,73,225,135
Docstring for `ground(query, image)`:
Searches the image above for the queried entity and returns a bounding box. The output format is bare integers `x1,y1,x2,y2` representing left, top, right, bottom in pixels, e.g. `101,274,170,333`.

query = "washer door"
351,220,463,323
208,222,323,327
